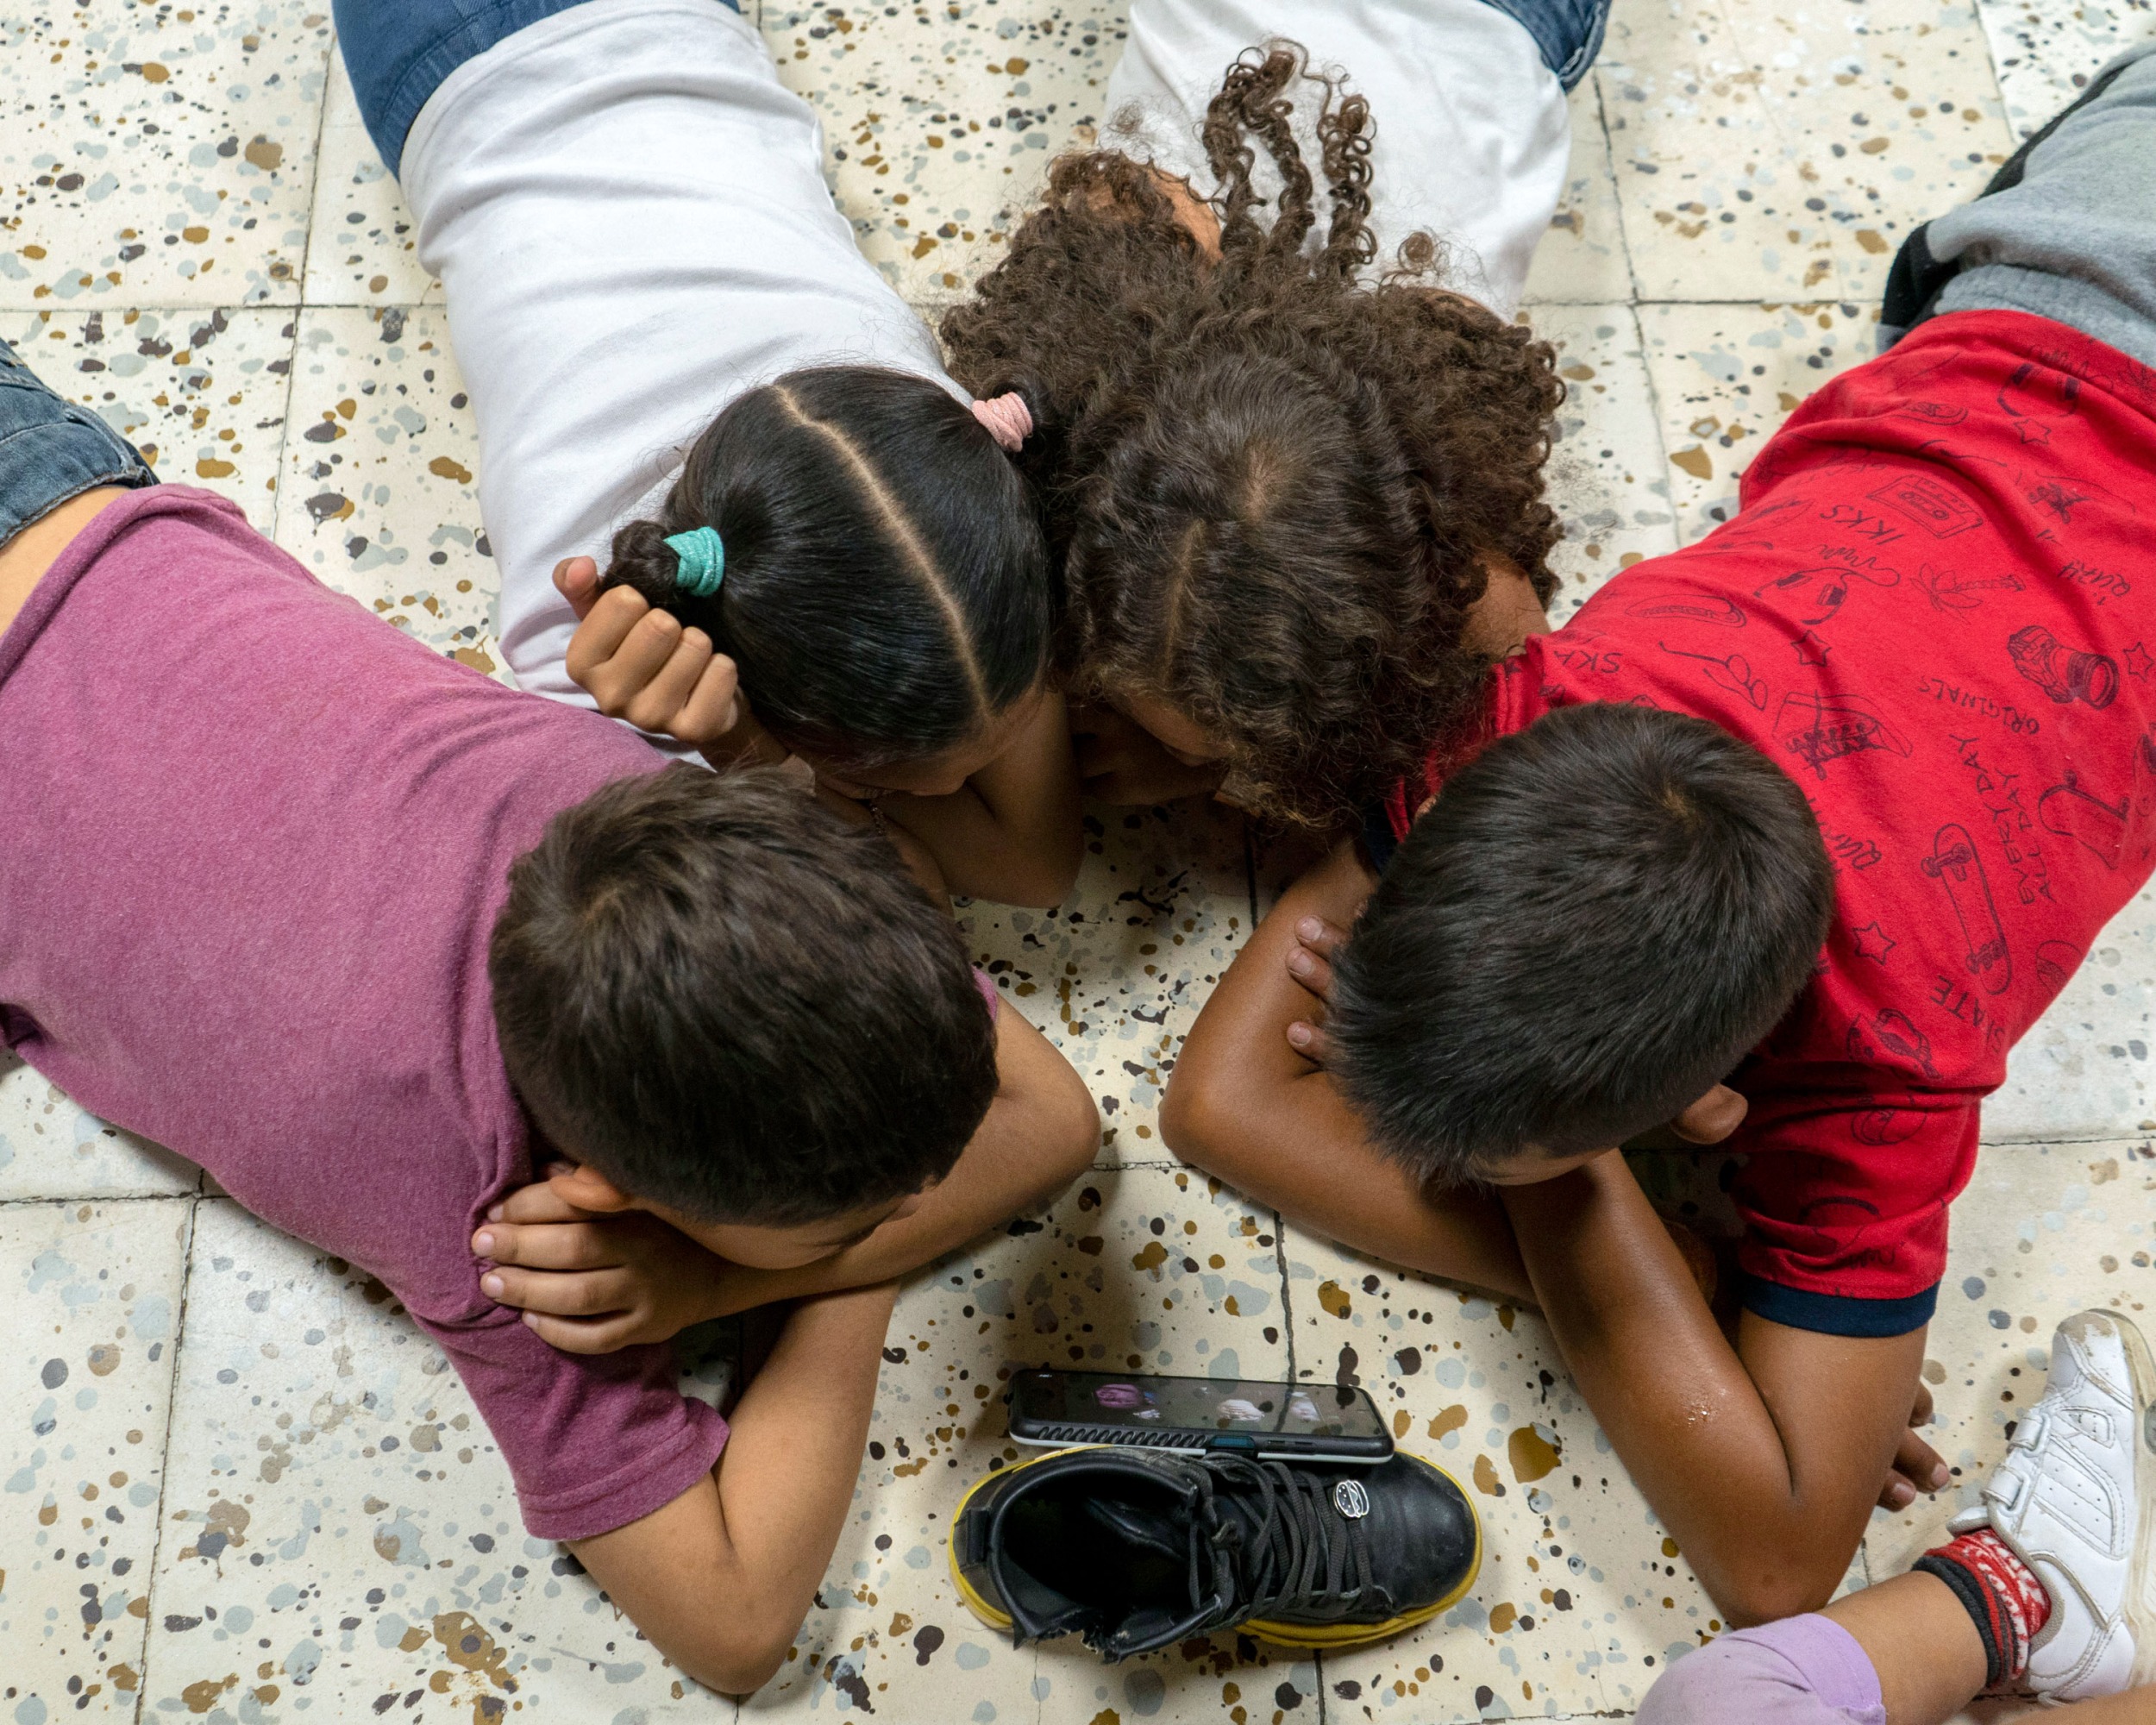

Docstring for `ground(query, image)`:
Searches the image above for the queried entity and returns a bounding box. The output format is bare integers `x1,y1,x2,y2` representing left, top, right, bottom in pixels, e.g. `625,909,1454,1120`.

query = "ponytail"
601,367,1052,769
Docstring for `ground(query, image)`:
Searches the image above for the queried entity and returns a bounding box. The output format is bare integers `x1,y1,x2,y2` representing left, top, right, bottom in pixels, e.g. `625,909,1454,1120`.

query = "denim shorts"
0,338,156,555
338,0,1606,178
1482,0,1611,91
335,0,741,174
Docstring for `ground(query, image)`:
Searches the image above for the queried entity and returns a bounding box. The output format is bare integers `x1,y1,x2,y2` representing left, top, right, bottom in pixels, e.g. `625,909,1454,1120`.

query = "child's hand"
1878,1381,1952,1510
555,555,743,745
1071,701,1228,806
1283,914,1344,1065
473,1170,725,1352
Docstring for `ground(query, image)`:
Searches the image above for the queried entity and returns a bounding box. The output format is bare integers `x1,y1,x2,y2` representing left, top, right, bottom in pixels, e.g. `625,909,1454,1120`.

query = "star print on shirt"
2127,642,2154,684
1852,921,1897,964
1794,630,1832,667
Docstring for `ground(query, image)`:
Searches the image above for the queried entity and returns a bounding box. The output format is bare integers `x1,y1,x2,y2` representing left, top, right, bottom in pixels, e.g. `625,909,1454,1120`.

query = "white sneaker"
1946,1308,2156,1699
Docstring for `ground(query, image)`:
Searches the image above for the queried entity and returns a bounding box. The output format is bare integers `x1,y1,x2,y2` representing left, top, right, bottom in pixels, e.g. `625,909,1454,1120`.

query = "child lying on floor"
559,4,1587,837
338,0,1081,908
1167,37,2156,1640
0,359,1095,1690
939,3,1584,825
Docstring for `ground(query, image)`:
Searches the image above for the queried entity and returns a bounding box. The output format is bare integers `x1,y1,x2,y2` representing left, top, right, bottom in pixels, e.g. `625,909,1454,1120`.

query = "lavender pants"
1637,1616,1888,1725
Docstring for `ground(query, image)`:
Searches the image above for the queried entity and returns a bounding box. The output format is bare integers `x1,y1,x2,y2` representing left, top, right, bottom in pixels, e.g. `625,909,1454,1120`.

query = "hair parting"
599,366,1050,771
941,42,1564,827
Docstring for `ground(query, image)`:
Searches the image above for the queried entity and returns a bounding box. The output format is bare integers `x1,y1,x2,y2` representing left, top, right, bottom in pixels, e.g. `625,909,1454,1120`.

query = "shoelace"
1197,1457,1385,1625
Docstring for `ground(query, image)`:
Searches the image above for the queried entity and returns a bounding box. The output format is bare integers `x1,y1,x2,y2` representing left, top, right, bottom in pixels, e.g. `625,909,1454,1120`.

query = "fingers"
1899,1425,1951,1493
672,651,741,746
517,1311,645,1355
1909,1382,1935,1426
1294,916,1348,961
471,1219,616,1270
485,1182,592,1226
553,555,603,621
564,585,655,688
479,1263,636,1317
1285,1016,1332,1066
1877,1426,1952,1510
567,594,718,735
1286,940,1333,1003
617,627,718,736
1287,917,1344,1004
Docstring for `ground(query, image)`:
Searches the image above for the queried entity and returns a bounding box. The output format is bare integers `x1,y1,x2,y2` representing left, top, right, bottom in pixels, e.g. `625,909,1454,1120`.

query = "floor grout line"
131,1191,200,1725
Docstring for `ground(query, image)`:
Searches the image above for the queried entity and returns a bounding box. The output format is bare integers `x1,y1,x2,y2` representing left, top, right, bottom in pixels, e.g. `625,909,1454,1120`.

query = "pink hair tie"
970,392,1033,453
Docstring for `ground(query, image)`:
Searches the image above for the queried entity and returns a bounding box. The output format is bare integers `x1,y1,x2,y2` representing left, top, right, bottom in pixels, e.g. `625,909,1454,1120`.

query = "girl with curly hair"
939,5,1594,831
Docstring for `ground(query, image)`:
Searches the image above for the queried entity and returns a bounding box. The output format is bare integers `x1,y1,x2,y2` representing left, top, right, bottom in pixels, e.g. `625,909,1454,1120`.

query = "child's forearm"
881,690,1081,907
694,1011,1097,1317
1163,842,1535,1303
568,1281,900,1695
1500,1157,1929,1625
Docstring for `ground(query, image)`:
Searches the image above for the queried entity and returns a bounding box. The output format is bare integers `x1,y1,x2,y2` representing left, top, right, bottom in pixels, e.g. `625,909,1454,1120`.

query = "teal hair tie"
664,525,725,599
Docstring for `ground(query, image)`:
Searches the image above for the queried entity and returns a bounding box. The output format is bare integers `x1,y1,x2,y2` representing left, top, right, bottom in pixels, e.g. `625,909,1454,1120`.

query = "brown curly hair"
939,43,1565,827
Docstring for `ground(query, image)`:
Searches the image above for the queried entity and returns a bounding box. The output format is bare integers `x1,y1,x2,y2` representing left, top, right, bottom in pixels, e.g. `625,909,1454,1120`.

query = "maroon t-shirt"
1379,311,2156,1335
0,487,726,1538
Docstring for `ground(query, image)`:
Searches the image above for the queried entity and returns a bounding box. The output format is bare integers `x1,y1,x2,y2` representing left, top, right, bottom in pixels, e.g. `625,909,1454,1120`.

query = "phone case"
1006,1382,1395,1464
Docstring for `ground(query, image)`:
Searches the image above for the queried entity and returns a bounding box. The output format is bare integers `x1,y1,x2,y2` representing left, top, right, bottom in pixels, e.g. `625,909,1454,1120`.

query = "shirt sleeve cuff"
1739,1276,1939,1338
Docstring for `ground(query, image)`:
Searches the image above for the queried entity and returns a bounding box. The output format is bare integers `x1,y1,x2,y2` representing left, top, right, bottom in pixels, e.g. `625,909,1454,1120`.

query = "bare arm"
569,1281,898,1695
1501,1156,1931,1624
1161,838,1534,1302
476,1004,1100,1343
674,1006,1096,1316
877,688,1082,909
1166,841,1940,1624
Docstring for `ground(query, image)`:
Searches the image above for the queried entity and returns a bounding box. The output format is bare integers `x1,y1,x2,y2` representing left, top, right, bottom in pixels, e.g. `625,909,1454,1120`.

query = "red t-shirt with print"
1378,310,2156,1336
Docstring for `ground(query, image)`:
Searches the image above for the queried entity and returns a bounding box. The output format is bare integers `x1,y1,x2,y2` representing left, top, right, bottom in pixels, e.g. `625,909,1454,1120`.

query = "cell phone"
1006,1368,1395,1464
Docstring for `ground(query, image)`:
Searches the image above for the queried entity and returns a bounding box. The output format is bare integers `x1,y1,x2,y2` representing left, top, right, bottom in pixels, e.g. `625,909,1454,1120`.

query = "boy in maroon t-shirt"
0,431,1096,1691
1168,40,2156,1689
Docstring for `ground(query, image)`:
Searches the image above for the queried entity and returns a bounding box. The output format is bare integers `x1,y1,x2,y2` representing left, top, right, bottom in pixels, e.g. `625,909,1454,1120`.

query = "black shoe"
949,1446,1480,1659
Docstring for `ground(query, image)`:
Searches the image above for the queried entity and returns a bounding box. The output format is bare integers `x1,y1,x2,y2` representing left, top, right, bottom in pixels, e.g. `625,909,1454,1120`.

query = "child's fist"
557,555,742,745
472,1175,723,1352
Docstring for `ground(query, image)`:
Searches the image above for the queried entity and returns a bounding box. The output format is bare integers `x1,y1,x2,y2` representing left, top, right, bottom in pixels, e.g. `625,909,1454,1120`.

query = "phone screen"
1015,1369,1389,1441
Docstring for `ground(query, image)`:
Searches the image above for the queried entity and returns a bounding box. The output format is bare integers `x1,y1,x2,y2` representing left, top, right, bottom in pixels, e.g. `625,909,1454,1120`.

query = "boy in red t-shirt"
1169,41,2156,1698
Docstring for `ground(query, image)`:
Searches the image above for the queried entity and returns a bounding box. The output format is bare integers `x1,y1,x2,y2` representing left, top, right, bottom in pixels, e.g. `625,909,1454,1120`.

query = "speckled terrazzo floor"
3,0,2154,1720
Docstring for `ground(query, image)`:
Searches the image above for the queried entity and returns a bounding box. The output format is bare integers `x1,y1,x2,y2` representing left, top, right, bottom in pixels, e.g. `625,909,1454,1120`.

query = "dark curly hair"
940,44,1565,826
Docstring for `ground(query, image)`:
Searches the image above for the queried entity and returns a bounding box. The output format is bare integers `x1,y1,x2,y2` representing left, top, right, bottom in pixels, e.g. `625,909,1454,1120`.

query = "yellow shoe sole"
947,1447,1481,1654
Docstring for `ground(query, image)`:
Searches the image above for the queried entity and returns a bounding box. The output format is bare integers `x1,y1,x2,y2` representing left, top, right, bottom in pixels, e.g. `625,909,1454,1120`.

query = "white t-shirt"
1104,0,1570,317
400,0,960,714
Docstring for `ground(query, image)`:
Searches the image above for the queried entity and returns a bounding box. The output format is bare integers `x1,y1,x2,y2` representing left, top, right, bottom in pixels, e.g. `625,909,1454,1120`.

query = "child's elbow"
1708,1561,1841,1630
1160,1057,1229,1171
1042,1056,1101,1182
673,1615,798,1698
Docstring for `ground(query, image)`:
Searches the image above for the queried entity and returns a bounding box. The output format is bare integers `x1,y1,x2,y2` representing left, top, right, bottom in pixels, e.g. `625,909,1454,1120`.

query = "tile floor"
3,0,2152,1719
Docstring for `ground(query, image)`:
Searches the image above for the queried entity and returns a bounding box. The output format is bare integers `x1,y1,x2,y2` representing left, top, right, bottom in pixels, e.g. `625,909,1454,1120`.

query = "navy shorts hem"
1740,1275,1939,1339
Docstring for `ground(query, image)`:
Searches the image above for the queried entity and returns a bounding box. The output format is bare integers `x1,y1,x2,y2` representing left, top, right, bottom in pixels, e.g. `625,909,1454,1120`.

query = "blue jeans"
0,339,155,555
339,0,1607,178
336,0,741,174
1482,0,1610,91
